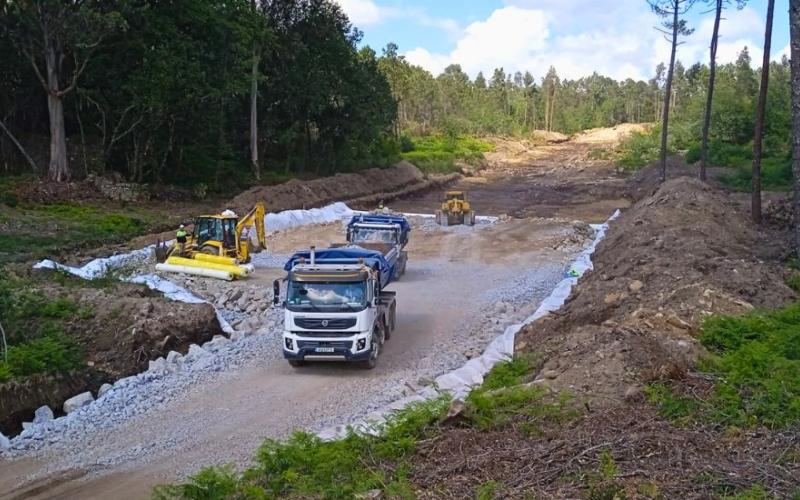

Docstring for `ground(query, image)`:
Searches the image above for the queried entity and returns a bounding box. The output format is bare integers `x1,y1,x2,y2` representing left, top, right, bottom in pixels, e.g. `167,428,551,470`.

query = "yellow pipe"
156,263,233,281
166,256,248,277
193,253,238,266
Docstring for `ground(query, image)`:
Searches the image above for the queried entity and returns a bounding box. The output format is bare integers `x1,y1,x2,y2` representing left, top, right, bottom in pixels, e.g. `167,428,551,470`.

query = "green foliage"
0,334,84,382
0,202,153,264
786,273,800,293
0,276,86,382
586,449,625,500
722,484,772,500
401,135,494,174
476,480,502,500
720,156,793,192
648,303,800,429
616,130,661,170
157,396,449,499
481,353,539,391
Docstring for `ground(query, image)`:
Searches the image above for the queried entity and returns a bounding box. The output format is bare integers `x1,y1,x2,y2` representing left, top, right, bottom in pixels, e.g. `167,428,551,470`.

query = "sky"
335,0,791,81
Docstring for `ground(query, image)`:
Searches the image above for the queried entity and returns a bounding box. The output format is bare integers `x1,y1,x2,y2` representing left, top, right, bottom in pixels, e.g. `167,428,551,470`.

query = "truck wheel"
361,331,380,369
467,211,476,226
288,359,305,368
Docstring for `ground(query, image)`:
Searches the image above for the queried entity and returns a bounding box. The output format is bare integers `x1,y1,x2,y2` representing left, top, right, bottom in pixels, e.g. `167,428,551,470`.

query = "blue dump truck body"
284,247,395,289
346,214,411,246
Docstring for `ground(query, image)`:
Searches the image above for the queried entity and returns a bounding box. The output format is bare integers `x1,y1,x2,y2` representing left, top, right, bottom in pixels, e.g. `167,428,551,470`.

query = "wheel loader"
154,202,267,264
435,191,476,226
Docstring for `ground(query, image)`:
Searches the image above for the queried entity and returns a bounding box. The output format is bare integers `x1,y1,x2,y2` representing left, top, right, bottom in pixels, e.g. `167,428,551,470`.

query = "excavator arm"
235,202,267,262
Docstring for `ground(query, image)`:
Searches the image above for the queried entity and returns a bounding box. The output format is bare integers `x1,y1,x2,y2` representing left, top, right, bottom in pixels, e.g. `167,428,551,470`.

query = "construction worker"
377,200,385,210
176,224,188,255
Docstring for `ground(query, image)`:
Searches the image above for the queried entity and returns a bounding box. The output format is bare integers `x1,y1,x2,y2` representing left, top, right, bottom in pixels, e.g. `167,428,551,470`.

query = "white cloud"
403,2,783,81
335,0,383,26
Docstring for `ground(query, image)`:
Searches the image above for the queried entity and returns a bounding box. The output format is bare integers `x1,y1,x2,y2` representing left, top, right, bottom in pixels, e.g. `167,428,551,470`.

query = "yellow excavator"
155,202,266,264
435,191,476,226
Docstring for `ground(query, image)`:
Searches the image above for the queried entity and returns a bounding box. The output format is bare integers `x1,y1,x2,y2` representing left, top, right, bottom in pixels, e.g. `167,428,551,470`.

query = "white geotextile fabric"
316,209,621,440
33,245,155,280
265,202,354,233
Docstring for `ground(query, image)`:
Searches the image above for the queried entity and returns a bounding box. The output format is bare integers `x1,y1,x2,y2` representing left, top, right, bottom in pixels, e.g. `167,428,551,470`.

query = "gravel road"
0,215,590,500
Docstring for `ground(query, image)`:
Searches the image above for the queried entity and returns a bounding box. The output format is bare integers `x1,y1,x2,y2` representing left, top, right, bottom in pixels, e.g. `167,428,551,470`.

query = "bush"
401,134,493,174
0,334,84,381
648,303,800,428
399,134,415,153
616,130,661,170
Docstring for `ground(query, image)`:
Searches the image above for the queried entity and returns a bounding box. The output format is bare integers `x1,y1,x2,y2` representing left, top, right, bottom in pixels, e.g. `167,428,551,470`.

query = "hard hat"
179,224,185,228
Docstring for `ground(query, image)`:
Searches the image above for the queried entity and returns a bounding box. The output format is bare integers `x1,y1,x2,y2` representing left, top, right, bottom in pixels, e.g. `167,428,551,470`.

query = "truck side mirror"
273,279,280,306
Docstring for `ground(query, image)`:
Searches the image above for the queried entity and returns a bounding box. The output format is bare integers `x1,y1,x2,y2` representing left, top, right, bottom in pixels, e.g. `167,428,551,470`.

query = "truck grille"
294,317,356,330
292,331,354,338
297,340,352,349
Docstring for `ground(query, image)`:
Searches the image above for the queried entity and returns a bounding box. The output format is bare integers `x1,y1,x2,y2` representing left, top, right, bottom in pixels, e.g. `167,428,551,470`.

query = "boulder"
33,405,54,424
97,383,113,398
148,357,168,373
185,344,208,363
63,392,94,414
0,432,10,451
22,422,32,430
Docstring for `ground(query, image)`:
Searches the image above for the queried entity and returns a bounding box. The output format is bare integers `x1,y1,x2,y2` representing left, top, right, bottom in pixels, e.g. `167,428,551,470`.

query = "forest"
0,0,794,195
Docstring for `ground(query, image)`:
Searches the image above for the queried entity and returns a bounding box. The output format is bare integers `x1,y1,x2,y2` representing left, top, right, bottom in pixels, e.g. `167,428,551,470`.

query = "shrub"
648,303,800,428
1,334,83,379
616,130,661,170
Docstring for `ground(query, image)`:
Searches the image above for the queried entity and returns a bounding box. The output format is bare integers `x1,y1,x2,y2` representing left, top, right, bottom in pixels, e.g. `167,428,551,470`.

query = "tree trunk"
790,0,800,257
701,0,723,181
752,0,775,224
659,4,680,183
45,37,70,182
250,47,260,181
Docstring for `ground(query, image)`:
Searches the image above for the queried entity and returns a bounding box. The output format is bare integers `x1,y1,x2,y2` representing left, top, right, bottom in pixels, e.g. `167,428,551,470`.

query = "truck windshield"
287,281,367,310
352,227,395,244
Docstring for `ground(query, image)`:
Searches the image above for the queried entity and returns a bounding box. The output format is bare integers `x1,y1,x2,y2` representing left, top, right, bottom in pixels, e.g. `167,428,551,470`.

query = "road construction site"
0,127,638,499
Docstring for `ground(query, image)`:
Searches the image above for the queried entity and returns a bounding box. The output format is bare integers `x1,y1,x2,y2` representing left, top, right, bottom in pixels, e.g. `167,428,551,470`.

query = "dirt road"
0,130,634,499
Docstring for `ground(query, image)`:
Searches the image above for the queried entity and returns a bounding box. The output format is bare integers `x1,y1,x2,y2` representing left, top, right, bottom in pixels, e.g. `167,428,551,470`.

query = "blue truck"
275,246,398,368
344,213,410,280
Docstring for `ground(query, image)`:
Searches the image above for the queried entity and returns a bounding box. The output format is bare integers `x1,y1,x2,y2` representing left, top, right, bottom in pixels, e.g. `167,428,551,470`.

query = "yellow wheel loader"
154,202,267,264
435,191,475,226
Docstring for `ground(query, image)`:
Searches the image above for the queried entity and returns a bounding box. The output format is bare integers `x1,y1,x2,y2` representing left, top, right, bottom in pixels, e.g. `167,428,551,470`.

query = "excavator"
154,202,266,264
435,191,476,226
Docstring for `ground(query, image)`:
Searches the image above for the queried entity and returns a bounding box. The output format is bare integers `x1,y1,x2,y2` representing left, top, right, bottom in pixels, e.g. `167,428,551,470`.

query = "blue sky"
336,0,791,81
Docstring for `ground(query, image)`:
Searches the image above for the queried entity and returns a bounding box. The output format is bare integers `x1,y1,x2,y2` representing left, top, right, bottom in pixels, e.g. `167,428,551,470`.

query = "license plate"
315,347,335,353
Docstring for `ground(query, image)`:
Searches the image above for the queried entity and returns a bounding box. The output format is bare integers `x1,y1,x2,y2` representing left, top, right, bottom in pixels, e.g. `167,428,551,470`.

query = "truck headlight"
285,337,293,350
356,338,366,350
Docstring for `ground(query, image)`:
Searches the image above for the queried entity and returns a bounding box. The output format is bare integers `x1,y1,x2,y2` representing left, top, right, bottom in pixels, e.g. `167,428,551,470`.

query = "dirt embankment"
0,276,222,436
229,161,455,215
515,175,796,403
405,174,799,497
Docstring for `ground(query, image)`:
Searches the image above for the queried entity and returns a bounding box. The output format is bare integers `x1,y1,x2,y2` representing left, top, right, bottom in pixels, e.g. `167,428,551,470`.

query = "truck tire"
361,330,381,369
288,359,305,368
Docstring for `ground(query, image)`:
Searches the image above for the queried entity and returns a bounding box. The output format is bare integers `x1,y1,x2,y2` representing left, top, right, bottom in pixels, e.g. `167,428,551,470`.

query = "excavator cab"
155,203,267,263
436,191,475,226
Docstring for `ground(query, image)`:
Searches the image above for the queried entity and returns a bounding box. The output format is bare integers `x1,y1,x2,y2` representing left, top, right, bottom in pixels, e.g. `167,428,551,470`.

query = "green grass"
401,134,494,174
0,201,156,264
647,302,800,429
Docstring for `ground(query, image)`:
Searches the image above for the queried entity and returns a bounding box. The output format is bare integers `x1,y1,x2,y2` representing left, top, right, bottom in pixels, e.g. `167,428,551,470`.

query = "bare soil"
402,168,799,498
389,125,645,222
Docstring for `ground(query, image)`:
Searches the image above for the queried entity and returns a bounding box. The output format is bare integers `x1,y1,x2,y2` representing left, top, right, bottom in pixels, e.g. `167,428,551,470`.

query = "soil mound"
515,176,797,403
0,278,221,435
228,161,426,214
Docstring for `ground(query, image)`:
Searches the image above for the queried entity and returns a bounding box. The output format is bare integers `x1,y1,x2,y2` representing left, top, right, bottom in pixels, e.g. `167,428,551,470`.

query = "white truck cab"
275,253,396,369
